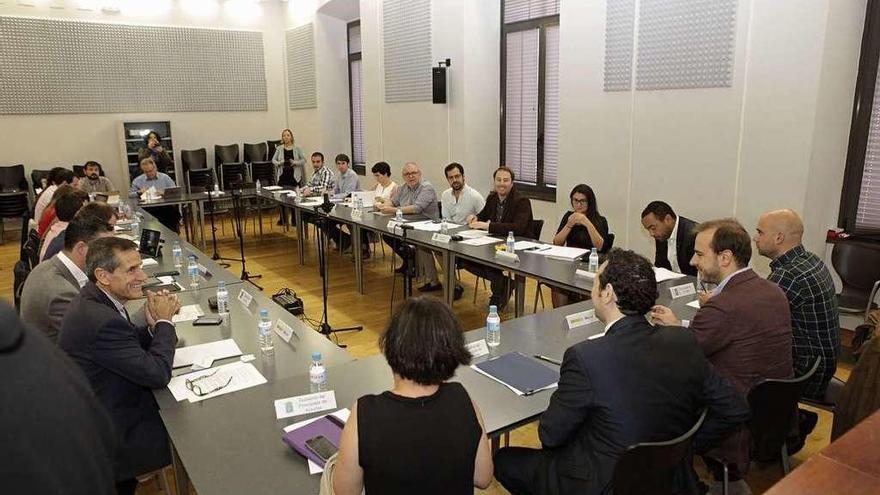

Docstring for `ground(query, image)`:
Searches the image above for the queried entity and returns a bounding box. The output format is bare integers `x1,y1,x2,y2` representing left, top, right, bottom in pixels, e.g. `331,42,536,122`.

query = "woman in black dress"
334,297,493,495
551,183,610,307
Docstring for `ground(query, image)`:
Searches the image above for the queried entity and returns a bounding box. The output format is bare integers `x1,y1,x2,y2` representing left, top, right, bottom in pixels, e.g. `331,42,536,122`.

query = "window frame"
500,4,560,202
347,20,366,176
838,0,880,237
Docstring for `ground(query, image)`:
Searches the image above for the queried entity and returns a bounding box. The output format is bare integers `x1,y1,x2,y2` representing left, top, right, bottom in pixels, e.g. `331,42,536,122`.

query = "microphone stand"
230,186,263,290
398,224,416,299
313,193,362,346
204,177,234,268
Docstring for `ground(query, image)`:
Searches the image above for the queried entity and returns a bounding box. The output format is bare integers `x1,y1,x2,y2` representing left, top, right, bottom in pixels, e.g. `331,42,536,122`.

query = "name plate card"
466,339,490,359
237,288,254,308
274,319,295,343
432,233,452,243
566,309,598,330
274,391,338,420
669,283,697,299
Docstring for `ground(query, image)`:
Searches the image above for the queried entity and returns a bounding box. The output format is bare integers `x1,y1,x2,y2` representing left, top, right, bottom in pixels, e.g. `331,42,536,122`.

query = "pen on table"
533,354,562,366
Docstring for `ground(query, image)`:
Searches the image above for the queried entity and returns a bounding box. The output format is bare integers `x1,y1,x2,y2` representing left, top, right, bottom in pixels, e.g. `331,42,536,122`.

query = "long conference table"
126,199,701,495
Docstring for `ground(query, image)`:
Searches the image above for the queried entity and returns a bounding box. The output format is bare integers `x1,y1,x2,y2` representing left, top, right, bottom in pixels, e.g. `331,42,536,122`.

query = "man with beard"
77,161,115,194
441,163,485,299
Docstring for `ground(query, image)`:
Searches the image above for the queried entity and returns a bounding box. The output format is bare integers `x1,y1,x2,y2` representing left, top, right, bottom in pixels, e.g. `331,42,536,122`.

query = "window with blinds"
348,22,365,172
501,0,559,196
856,63,880,232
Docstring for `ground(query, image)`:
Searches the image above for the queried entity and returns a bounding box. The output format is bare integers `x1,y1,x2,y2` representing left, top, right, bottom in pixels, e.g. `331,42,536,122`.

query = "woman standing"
137,131,173,175
551,184,610,307
271,129,306,224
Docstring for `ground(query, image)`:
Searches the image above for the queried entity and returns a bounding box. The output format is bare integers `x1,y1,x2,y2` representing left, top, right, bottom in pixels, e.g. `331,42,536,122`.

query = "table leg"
171,439,190,495
353,224,364,294
199,201,206,251
258,200,263,241
444,251,456,306
295,207,305,265
491,436,501,454
514,274,526,317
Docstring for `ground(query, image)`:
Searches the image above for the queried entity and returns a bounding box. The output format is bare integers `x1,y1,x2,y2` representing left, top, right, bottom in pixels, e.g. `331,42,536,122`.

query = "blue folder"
472,351,560,396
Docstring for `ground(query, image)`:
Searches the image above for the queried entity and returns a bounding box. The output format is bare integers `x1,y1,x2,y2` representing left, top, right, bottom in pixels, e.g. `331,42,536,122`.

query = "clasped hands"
144,289,181,326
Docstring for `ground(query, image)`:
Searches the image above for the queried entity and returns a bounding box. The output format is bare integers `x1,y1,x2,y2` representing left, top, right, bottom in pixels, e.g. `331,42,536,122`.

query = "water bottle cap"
259,309,269,317
489,305,497,312
311,352,322,360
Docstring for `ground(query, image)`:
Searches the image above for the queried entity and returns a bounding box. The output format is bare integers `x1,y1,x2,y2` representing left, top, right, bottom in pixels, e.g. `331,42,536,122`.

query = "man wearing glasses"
60,237,181,495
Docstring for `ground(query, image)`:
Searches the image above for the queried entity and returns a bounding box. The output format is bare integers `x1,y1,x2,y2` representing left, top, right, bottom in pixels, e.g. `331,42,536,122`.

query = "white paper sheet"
653,267,687,282
171,304,203,323
274,391,337,420
460,236,504,246
172,339,242,368
351,190,376,207
141,258,159,266
513,240,542,251
157,275,175,284
262,185,282,191
167,361,266,403
536,246,588,260
282,408,352,475
687,300,701,309
458,229,490,239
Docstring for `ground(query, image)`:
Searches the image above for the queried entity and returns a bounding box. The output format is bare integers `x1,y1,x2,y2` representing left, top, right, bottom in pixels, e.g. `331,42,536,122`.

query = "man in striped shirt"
301,152,335,196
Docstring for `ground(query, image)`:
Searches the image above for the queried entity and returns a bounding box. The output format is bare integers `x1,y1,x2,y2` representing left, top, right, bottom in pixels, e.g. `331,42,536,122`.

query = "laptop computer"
162,186,183,199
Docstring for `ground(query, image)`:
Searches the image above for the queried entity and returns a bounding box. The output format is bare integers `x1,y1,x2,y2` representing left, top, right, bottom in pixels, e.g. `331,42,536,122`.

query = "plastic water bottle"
130,215,140,239
440,220,449,235
395,208,403,221
258,309,274,356
506,231,516,253
216,280,229,316
213,183,220,194
309,352,327,392
255,179,261,191
486,305,501,347
187,255,199,287
588,247,599,272
172,241,182,268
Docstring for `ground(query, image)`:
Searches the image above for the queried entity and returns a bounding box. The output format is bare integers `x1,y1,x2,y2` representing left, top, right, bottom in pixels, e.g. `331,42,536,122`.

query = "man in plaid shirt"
754,209,840,443
301,151,335,196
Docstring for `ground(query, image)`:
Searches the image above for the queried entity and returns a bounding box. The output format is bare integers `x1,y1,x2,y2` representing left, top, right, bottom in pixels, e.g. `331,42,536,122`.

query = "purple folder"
281,415,345,468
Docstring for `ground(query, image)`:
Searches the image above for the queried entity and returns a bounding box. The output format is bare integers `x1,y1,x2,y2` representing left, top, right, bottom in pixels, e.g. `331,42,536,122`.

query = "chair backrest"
214,144,240,168
747,357,820,460
266,139,282,160
0,192,30,218
220,162,246,190
531,218,545,241
832,240,880,291
0,164,27,192
181,148,208,174
243,142,268,164
22,228,41,269
187,168,215,192
30,169,51,195
602,232,616,253
613,409,708,495
251,161,276,186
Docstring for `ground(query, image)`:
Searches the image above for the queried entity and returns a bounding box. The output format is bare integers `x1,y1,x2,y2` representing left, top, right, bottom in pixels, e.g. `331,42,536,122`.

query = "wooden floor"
0,211,851,495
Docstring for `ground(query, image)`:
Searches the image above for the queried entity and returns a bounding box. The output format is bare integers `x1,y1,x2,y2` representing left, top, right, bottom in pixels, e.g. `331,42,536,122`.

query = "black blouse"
556,211,609,251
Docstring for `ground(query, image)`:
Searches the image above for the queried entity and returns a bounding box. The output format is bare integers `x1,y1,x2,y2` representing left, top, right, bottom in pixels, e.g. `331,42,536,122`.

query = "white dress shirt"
56,251,89,288
667,217,680,273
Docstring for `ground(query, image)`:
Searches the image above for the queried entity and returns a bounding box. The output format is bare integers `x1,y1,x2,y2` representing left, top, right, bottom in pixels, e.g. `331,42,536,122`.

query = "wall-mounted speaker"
432,66,447,104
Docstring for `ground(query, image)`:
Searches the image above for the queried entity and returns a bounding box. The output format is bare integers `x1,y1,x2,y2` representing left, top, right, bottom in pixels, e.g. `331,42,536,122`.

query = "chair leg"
781,442,791,474
722,463,729,495
473,276,480,303
533,283,540,313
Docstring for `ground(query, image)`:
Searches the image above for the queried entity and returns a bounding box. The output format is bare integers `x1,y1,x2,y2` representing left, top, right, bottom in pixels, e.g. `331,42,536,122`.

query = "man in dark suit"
59,237,181,495
641,201,698,276
463,166,534,309
20,216,113,343
652,219,793,494
0,302,117,495
494,249,749,495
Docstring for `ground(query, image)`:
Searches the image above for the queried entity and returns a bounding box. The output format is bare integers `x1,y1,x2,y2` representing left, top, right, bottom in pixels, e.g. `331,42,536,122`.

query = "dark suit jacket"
537,315,749,495
655,216,698,276
475,188,534,237
0,302,116,495
59,282,178,480
690,269,793,466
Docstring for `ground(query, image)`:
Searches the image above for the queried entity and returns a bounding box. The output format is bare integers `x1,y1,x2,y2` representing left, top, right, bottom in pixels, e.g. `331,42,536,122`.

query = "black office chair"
0,192,30,244
243,142,268,164
0,164,28,193
266,139,282,161
220,162,246,191
21,227,41,270
831,240,880,320
181,148,208,176
214,144,240,169
612,409,707,495
188,169,228,238
30,169,51,196
250,161,276,186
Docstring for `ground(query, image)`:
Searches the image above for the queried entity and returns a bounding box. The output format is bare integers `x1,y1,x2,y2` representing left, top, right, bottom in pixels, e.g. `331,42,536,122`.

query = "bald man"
754,209,839,449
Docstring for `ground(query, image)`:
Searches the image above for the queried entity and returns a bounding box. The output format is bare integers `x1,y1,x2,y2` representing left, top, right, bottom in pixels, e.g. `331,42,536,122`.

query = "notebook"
471,351,560,396
281,414,346,468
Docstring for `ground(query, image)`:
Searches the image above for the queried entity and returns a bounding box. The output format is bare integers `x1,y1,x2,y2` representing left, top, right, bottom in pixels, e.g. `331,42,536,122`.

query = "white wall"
0,0,290,191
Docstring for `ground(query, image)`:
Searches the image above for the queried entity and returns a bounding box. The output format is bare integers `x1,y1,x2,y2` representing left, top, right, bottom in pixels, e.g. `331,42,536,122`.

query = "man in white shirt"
640,201,698,276
20,216,114,344
440,163,485,299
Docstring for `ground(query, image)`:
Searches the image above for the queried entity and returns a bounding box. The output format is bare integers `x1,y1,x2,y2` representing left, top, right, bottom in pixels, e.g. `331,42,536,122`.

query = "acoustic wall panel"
383,0,432,103
636,0,737,90
604,0,634,92
286,23,317,110
0,16,267,114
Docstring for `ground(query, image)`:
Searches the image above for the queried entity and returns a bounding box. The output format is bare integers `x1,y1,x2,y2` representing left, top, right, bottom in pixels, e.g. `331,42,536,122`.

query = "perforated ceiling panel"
636,0,737,90
604,0,634,92
286,23,317,110
383,0,432,103
0,16,267,114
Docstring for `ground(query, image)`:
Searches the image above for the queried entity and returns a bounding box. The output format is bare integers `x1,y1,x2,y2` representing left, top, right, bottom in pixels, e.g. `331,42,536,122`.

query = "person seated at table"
272,128,306,225
326,154,365,255
300,151,335,197
441,162,485,299
77,161,115,194
550,184,610,308
59,237,181,495
372,161,398,200
463,166,533,310
40,188,89,262
35,167,78,223
137,131,173,175
129,157,181,232
37,184,81,238
41,201,118,262
494,249,749,495
641,200,698,276
375,162,443,291
334,296,493,495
